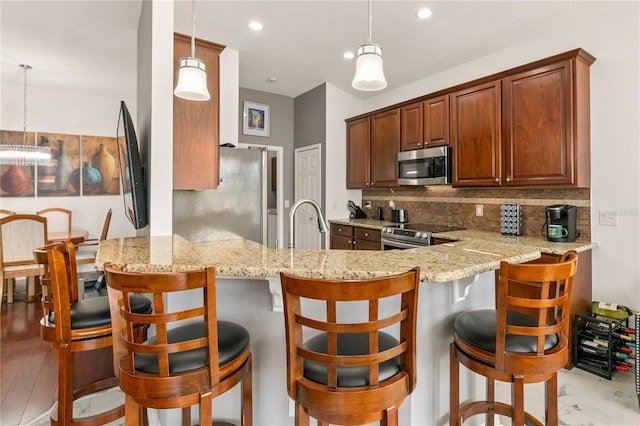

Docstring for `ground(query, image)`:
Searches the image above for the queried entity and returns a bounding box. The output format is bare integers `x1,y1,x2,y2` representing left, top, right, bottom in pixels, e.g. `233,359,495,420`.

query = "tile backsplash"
363,187,591,240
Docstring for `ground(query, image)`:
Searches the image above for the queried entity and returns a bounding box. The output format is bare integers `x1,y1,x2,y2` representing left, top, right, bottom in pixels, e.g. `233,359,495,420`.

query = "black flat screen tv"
117,100,148,229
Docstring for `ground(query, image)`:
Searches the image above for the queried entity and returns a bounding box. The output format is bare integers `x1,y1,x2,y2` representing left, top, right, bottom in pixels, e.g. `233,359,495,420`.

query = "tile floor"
22,365,638,426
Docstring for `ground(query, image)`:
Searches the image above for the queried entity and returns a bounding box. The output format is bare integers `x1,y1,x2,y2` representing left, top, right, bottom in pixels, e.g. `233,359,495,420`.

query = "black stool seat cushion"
303,332,401,387
134,321,250,374
454,309,558,354
50,295,151,330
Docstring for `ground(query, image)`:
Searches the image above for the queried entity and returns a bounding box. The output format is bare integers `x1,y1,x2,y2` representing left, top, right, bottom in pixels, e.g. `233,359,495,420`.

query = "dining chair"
279,267,420,425
104,263,253,426
0,209,16,218
35,241,152,425
449,251,578,426
1,214,48,305
76,208,112,267
37,207,72,233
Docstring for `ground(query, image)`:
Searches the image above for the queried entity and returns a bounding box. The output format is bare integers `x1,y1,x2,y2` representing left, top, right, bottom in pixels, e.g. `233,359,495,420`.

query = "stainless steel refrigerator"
173,146,267,243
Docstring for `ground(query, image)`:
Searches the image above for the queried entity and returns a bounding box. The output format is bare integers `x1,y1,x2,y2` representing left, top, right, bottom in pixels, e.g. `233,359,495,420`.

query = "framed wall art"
243,101,270,137
36,133,80,197
0,130,36,197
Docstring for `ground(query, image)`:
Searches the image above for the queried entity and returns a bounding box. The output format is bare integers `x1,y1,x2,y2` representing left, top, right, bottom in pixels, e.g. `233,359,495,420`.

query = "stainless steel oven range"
380,223,463,250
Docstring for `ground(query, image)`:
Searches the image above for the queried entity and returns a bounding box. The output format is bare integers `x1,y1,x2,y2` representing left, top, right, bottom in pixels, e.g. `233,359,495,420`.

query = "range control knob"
415,232,422,239
422,233,429,239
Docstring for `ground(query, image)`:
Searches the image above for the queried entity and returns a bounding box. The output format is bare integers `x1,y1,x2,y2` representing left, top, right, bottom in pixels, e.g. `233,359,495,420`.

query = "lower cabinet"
330,224,381,250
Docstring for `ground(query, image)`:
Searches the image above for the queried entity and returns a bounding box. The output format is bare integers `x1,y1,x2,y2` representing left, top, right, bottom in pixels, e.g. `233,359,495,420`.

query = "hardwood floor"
1,286,57,426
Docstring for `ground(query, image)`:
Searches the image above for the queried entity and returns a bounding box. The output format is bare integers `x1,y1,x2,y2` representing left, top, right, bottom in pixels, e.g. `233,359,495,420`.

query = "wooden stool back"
450,250,578,426
104,263,252,426
279,268,420,426
35,241,124,426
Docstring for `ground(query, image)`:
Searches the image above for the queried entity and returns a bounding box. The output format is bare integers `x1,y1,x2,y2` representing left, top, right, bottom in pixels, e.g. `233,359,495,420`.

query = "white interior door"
294,144,322,249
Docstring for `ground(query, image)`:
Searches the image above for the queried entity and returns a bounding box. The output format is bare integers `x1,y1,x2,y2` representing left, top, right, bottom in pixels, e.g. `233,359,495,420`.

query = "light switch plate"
599,209,618,226
475,204,483,216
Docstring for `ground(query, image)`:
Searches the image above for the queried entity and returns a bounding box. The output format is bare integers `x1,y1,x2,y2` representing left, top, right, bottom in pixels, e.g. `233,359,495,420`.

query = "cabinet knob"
349,240,353,244
364,232,369,237
366,182,370,186
338,228,343,232
418,142,422,146
495,178,500,183
506,177,511,183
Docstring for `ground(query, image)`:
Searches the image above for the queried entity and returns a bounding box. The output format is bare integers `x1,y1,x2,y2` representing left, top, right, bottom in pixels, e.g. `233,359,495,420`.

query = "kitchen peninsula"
96,232,595,425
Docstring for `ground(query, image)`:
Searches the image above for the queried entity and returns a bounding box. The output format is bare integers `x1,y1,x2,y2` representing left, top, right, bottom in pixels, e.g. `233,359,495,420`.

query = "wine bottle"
578,345,608,357
590,301,638,319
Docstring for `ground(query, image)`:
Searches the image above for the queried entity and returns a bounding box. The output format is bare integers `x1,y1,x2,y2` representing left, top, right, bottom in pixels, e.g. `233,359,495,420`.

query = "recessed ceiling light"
343,51,355,60
249,21,263,31
416,8,432,19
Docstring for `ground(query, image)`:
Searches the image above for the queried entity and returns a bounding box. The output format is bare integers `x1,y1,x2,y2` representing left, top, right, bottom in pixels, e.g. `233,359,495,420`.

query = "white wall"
219,48,240,145
324,83,363,246
354,6,640,307
146,0,174,237
1,73,137,240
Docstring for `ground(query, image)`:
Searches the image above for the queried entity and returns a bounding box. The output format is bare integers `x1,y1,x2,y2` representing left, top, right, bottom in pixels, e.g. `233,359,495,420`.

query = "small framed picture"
243,101,270,137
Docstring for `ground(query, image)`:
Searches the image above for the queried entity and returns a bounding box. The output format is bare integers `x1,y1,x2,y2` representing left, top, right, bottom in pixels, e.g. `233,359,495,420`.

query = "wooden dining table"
48,230,89,245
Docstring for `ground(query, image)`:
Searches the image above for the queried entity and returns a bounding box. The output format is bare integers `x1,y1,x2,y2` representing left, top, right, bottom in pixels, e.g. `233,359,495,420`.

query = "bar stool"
279,268,420,425
449,251,578,426
35,241,152,425
104,263,253,426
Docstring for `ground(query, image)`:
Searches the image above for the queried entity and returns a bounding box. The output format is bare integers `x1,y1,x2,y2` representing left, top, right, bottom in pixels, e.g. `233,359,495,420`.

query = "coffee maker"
545,205,579,242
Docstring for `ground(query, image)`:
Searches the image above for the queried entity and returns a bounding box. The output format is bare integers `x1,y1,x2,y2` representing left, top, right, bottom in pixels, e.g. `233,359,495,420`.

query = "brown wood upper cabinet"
400,95,449,151
503,57,592,187
173,33,225,190
346,109,400,189
451,80,502,187
452,50,594,188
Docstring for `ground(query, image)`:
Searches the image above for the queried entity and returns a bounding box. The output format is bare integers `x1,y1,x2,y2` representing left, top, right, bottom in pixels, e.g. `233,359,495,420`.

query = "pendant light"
352,0,387,91
174,0,210,101
0,64,51,166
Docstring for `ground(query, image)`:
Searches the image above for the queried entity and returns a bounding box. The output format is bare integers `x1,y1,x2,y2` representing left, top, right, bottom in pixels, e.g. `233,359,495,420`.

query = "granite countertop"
96,221,595,283
98,234,542,283
328,219,597,255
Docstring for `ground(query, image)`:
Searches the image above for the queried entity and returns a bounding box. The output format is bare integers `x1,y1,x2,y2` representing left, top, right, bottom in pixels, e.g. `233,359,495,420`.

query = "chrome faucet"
288,199,329,249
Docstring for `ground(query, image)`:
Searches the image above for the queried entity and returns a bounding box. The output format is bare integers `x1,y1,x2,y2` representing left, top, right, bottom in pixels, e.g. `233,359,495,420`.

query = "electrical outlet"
599,209,618,226
365,201,372,209
475,204,484,216
389,200,395,208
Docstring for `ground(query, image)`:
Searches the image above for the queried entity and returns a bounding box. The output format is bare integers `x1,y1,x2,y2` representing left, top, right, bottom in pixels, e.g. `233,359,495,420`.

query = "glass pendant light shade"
352,43,387,91
173,0,210,102
174,57,210,101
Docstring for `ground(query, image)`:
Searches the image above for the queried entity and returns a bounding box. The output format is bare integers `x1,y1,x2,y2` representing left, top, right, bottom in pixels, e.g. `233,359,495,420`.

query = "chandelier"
0,64,51,166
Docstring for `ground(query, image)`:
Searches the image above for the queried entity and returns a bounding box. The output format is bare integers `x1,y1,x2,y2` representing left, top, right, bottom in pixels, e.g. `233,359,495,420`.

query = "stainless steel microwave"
397,146,451,186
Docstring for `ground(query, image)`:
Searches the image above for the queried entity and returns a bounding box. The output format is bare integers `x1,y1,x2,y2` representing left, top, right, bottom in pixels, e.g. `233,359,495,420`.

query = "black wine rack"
574,312,637,380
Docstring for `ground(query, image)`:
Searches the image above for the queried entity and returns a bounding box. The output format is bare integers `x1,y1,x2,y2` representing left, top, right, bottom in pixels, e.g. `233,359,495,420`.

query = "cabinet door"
173,34,224,190
503,60,574,186
451,81,502,187
346,117,371,189
400,102,423,151
423,95,449,147
331,234,354,250
330,224,354,249
354,227,381,251
370,109,400,188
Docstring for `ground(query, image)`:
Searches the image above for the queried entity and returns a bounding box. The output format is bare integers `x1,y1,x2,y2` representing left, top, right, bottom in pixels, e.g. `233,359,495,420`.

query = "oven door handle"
381,239,426,249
